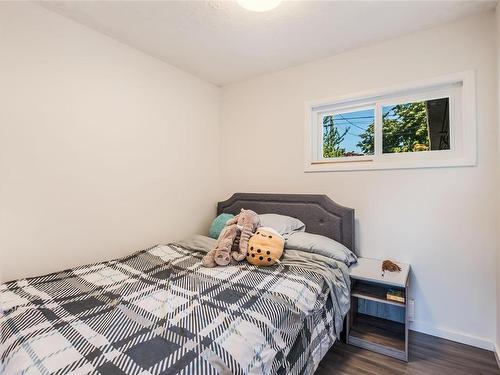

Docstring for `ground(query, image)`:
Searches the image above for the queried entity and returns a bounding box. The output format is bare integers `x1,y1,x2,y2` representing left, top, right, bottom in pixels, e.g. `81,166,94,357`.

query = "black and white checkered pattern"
1,244,347,374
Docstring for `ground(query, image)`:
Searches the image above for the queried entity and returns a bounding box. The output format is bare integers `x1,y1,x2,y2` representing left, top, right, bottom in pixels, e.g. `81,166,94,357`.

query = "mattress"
0,243,350,374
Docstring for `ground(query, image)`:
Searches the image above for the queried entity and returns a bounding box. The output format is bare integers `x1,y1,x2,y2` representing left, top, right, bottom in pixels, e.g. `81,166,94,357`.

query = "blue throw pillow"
209,213,234,239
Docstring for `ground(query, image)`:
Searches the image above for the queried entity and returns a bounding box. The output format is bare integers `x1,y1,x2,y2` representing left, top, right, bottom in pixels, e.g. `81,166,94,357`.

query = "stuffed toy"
202,209,260,267
247,227,284,266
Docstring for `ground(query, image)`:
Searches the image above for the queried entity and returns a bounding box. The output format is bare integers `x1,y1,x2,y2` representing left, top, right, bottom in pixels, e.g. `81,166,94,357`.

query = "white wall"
496,4,500,362
1,0,498,353
0,2,220,282
220,12,498,349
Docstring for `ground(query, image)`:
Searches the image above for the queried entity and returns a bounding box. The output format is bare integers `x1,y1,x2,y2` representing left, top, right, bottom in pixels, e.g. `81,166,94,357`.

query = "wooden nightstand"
346,258,410,361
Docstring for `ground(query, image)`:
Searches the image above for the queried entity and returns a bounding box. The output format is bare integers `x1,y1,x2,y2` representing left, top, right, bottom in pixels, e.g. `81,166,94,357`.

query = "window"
381,98,450,154
305,71,476,171
322,107,374,158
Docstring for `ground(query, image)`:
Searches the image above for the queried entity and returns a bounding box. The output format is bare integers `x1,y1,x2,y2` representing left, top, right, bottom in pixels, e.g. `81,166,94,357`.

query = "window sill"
304,156,476,172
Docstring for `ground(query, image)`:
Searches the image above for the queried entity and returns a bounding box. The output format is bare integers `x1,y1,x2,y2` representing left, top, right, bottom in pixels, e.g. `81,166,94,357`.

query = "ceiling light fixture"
237,0,282,12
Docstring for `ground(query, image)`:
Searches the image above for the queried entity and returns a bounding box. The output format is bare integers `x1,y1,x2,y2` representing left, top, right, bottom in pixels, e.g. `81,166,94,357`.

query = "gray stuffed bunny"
202,209,260,267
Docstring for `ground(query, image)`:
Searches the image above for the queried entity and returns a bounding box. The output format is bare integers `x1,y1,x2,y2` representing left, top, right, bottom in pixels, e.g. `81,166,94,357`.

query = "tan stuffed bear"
202,209,260,267
247,227,284,266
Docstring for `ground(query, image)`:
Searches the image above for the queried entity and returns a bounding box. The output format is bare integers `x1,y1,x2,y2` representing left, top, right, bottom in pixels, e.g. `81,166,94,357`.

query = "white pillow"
258,214,305,238
285,231,357,266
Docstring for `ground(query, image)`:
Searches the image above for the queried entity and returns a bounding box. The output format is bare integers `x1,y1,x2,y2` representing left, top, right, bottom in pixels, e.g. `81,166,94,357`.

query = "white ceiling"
39,1,496,86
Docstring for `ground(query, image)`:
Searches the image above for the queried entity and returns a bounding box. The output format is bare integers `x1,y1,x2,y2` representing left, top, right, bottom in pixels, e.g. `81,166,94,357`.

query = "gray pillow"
285,232,357,266
258,214,305,238
174,235,216,253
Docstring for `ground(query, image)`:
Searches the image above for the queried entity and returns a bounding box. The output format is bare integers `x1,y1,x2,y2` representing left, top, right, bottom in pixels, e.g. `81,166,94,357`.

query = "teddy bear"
246,227,284,266
202,209,260,267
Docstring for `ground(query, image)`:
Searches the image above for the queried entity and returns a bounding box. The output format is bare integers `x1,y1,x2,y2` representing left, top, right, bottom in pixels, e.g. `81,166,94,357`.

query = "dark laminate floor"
317,331,500,375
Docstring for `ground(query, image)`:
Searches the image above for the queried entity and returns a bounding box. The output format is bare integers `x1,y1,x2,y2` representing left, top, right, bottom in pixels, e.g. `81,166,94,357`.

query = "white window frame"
304,71,476,172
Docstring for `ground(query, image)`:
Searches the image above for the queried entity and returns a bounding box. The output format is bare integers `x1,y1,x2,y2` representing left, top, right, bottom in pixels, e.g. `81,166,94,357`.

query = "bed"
0,193,355,375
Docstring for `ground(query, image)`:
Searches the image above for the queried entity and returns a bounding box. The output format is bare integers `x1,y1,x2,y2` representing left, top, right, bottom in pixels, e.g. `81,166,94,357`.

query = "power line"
338,114,370,131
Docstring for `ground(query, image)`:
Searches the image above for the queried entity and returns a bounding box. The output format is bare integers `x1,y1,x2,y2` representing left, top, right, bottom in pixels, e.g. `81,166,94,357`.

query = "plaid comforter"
1,244,349,375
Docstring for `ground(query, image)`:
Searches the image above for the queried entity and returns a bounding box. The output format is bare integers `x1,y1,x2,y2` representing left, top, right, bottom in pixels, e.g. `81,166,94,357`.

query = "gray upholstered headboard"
217,193,355,254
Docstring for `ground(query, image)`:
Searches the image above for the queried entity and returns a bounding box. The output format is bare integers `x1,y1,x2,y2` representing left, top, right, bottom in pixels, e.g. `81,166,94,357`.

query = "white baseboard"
494,344,500,370
409,320,494,351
